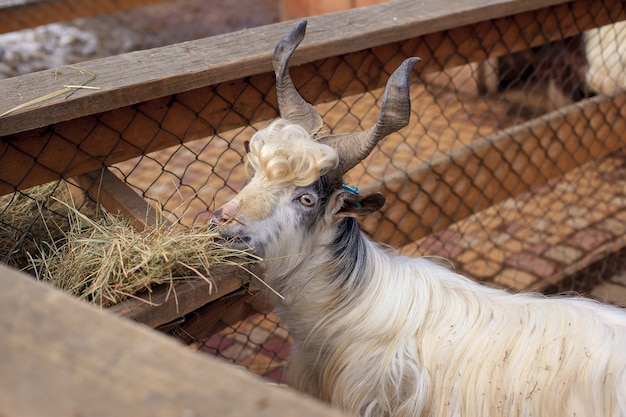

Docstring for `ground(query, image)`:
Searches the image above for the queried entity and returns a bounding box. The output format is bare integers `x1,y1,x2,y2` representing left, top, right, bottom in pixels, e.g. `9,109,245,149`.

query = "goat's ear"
333,191,386,218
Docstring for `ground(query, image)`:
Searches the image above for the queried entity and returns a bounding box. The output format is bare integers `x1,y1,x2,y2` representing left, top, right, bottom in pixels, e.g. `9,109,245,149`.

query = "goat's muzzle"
210,205,252,250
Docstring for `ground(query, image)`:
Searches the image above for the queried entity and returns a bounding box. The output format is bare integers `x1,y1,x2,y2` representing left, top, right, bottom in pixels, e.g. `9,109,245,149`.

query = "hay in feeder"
0,181,81,268
1,181,260,307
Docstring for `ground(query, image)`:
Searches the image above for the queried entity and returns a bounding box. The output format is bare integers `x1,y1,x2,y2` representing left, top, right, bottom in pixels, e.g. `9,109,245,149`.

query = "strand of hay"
1,65,99,117
1,181,260,307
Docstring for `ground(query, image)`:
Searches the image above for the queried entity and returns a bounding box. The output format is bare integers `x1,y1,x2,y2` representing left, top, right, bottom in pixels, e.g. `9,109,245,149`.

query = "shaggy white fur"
284,243,626,417
585,21,626,95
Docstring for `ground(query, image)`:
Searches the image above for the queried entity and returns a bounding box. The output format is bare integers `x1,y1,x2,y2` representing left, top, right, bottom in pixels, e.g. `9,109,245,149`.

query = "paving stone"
607,270,626,286
613,210,626,223
544,207,570,224
501,236,531,254
597,217,626,236
493,268,538,291
455,247,480,266
565,215,593,230
512,227,547,245
543,244,583,264
463,258,501,280
567,228,613,252
505,251,557,280
527,242,550,256
485,247,507,264
500,197,520,211
492,232,512,245
529,218,551,233
609,196,626,209
590,282,626,307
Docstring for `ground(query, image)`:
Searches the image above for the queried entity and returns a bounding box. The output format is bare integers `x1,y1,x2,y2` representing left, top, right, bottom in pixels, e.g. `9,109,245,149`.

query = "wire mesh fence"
1,0,626,383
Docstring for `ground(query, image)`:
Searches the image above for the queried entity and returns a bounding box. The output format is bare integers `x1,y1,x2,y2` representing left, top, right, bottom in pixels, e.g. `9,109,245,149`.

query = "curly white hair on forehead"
246,119,339,187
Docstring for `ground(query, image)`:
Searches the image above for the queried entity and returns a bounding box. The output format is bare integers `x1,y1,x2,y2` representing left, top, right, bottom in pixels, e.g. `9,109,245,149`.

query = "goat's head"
213,21,419,267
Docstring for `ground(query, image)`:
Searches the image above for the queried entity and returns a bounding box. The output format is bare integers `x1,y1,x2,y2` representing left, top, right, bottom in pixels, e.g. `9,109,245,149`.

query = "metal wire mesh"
2,3,626,383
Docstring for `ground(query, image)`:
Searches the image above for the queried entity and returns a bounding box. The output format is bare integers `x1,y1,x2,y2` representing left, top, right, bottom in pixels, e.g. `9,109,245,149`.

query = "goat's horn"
273,20,325,136
321,57,421,175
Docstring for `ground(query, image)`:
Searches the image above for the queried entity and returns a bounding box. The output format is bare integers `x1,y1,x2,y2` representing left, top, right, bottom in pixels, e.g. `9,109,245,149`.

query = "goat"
213,21,626,417
584,21,626,95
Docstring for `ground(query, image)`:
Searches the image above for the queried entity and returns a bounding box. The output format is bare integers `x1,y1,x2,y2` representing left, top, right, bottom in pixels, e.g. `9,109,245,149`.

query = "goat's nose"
211,208,227,225
211,204,236,225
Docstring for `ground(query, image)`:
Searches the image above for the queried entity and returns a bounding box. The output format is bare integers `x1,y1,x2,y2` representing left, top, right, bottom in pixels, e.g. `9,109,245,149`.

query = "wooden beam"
74,168,169,229
0,263,342,417
108,263,262,328
2,0,623,196
169,286,257,344
1,0,618,137
0,0,172,34
360,91,626,247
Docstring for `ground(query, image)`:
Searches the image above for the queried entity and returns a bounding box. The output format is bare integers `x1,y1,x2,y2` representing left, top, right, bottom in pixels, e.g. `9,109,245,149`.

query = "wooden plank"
0,263,343,417
360,91,626,247
170,286,257,344
0,0,173,34
0,0,611,137
2,0,623,196
108,263,261,328
75,168,169,229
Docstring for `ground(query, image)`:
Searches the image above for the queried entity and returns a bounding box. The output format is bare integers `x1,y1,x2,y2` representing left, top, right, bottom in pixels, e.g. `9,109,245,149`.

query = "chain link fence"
2,1,626,383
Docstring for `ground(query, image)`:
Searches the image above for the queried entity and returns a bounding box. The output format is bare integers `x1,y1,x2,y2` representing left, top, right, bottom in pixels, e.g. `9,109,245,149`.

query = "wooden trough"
1,0,626,414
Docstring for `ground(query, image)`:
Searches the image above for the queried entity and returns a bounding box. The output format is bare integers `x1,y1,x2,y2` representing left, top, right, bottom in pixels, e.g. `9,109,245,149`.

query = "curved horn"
321,57,421,176
273,20,325,136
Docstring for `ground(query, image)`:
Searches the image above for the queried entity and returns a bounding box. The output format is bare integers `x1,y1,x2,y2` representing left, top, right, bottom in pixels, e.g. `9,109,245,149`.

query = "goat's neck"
264,218,378,342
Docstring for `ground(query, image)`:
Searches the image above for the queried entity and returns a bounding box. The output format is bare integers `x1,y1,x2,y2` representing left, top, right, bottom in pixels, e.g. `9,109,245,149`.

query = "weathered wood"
0,0,172,34
170,286,257,344
0,0,617,137
75,168,169,229
108,263,261,328
0,263,343,417
2,0,623,196
360,91,626,247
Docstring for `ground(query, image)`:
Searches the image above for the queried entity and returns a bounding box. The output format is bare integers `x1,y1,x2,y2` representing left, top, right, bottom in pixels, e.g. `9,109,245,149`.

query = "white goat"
213,21,626,417
585,21,626,95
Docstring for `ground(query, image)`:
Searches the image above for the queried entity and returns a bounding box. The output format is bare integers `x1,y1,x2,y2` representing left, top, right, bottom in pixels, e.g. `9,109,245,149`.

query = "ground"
0,0,279,78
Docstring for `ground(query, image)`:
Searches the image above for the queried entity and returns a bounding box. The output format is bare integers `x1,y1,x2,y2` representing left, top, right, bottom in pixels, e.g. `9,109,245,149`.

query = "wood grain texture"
0,263,342,417
360,91,626,247
2,0,623,196
108,263,262,328
170,286,257,344
0,0,583,136
75,168,169,229
0,0,172,34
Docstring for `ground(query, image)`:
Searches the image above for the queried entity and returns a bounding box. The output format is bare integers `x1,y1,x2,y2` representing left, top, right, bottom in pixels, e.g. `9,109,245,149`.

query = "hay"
0,181,78,267
1,65,99,118
1,181,260,307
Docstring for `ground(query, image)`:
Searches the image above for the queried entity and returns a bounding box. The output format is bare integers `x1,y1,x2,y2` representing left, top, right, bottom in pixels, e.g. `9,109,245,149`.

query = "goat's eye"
299,194,315,207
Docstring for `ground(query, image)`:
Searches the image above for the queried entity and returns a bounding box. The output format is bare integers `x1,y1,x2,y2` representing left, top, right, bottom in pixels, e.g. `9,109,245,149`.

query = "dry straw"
0,65,100,118
0,181,73,268
1,181,261,307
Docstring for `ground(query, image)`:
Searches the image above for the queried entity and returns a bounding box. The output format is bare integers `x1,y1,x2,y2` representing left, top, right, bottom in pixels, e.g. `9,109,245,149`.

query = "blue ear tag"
341,184,360,195
341,184,362,208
